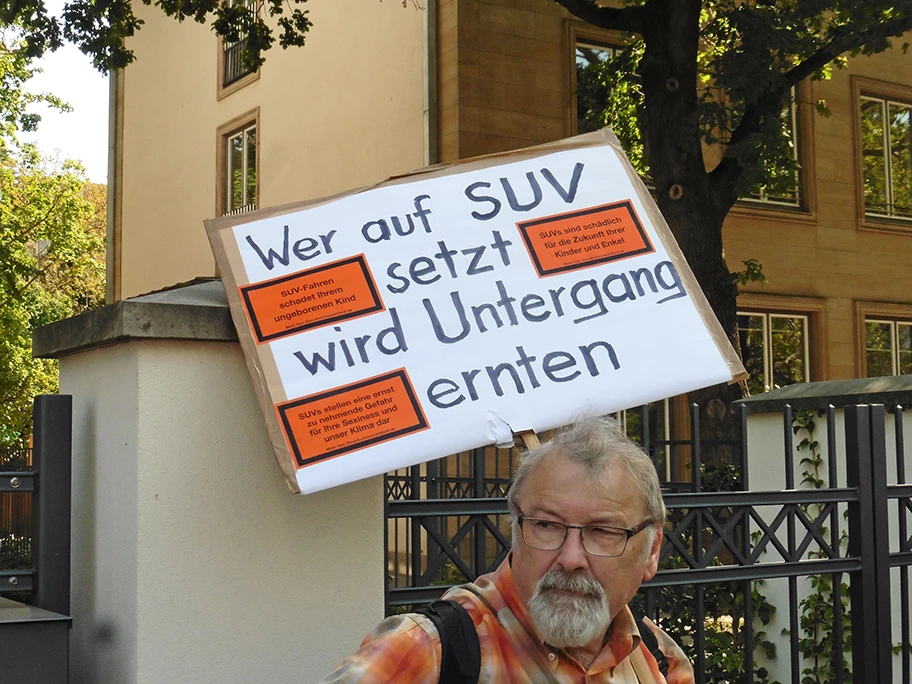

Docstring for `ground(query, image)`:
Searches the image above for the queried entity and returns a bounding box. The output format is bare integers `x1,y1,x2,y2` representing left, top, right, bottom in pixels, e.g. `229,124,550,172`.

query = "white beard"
527,569,611,648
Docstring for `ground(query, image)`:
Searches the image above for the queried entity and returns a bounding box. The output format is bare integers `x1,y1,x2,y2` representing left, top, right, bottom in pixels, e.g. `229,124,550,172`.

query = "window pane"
575,41,616,135
224,125,257,214
747,89,801,205
889,102,912,218
228,132,244,211
245,127,257,208
769,316,806,390
576,42,614,68
866,321,894,377
861,98,888,215
898,323,912,375
737,314,767,395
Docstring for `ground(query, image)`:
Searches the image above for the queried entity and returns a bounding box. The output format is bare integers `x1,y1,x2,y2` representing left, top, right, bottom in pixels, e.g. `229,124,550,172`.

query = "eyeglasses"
517,510,654,557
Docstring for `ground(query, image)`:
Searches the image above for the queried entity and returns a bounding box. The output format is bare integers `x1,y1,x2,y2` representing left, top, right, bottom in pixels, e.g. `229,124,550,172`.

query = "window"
223,37,255,89
217,111,259,216
742,87,802,207
737,312,809,395
225,123,256,215
572,30,649,181
864,318,912,377
575,39,621,135
573,29,805,206
860,94,912,220
217,0,259,98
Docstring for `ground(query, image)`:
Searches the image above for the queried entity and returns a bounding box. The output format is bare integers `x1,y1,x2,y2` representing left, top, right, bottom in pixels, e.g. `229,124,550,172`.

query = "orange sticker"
240,255,384,343
517,201,654,277
277,369,429,468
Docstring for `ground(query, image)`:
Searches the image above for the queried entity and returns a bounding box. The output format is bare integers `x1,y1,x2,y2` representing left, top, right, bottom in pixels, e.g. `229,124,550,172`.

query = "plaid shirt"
321,556,694,683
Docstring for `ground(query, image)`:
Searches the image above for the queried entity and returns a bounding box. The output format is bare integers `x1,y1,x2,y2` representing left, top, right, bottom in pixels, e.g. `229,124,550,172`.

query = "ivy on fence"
791,410,852,684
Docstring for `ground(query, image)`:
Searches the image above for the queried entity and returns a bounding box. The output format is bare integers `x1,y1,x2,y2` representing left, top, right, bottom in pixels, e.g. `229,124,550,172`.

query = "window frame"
216,0,260,100
216,108,260,217
737,84,809,210
568,23,653,188
567,23,627,139
731,79,817,221
855,301,912,376
737,293,827,394
864,319,912,377
853,76,912,233
568,22,815,220
737,311,810,394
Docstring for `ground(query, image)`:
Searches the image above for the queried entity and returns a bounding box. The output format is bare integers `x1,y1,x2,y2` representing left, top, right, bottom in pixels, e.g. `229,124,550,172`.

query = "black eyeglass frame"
516,509,655,558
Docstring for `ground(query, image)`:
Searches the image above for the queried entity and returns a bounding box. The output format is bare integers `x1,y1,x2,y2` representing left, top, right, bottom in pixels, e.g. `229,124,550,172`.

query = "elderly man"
322,417,694,683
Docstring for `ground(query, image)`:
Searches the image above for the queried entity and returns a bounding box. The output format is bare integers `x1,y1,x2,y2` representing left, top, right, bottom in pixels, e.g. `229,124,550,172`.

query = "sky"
20,16,109,184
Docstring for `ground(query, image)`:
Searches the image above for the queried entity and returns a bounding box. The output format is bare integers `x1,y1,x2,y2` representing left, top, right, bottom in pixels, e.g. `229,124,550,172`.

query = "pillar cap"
736,376,912,413
33,279,237,359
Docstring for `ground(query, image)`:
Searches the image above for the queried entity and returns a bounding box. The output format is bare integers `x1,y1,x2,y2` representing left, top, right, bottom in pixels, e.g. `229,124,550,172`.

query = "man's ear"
642,526,663,581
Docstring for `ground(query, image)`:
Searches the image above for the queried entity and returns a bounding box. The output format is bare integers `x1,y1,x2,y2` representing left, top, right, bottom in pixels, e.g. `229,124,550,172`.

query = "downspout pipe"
105,69,119,303
424,0,438,168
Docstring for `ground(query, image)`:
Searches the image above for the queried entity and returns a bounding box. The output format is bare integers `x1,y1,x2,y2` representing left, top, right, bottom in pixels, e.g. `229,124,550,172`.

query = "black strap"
418,600,481,684
634,613,669,677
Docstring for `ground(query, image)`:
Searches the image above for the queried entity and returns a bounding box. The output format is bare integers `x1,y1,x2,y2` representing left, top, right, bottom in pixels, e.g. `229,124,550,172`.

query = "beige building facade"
109,0,912,389
109,0,429,301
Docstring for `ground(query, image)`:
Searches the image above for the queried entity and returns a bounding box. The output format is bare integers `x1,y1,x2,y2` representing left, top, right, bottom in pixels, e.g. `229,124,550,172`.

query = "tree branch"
550,0,648,35
9,189,66,245
784,13,912,88
714,11,912,195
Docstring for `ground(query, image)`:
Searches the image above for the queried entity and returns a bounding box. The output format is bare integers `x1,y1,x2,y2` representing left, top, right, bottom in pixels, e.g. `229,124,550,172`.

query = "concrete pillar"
34,281,384,683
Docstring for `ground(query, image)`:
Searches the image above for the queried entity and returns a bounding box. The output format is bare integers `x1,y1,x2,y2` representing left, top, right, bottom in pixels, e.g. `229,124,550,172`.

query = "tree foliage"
0,31,105,445
0,0,313,72
0,147,105,445
567,1,912,203
0,40,68,145
558,0,912,438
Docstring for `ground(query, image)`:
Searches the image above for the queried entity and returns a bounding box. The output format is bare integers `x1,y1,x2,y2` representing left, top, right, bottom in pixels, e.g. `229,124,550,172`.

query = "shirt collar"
591,604,642,672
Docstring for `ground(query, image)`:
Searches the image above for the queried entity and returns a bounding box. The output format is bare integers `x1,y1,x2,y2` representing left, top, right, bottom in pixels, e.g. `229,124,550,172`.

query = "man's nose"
555,526,590,572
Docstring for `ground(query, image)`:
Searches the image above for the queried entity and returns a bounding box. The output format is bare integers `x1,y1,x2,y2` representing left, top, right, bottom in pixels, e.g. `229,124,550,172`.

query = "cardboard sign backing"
206,129,746,494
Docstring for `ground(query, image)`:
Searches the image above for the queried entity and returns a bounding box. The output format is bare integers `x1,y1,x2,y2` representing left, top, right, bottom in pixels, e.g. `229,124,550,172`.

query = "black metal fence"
0,396,72,614
0,446,32,582
385,402,742,603
223,40,255,87
385,403,912,683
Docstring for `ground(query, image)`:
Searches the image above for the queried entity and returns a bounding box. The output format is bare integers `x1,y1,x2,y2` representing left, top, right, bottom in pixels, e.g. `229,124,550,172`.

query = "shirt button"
548,653,556,661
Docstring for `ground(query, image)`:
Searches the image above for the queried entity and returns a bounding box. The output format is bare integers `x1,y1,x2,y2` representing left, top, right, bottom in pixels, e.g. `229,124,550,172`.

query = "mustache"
537,569,604,598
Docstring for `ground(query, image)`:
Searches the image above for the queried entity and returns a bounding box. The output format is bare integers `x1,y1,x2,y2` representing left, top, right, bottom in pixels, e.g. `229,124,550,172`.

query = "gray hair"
507,416,666,541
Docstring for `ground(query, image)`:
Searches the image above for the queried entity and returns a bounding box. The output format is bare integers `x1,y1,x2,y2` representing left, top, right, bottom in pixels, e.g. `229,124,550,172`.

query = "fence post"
868,405,893,681
30,394,72,617
844,404,892,683
473,448,486,576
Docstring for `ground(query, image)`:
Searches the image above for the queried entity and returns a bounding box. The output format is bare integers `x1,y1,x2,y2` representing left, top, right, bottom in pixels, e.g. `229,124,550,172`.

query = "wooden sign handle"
517,430,541,449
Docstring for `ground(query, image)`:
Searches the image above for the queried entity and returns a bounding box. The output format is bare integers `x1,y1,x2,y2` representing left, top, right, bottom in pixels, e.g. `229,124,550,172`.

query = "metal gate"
0,395,72,612
385,403,912,683
0,395,72,684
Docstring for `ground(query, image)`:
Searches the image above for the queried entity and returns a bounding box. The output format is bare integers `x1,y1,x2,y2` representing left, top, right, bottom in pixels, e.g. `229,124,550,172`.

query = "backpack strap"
633,612,669,678
417,600,481,684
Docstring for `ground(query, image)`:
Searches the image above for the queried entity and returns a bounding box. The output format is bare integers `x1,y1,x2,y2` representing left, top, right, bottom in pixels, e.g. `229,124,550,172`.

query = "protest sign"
206,129,746,494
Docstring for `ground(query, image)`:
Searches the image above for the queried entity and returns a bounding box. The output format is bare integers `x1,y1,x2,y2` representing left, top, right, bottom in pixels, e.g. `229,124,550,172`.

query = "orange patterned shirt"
321,557,694,683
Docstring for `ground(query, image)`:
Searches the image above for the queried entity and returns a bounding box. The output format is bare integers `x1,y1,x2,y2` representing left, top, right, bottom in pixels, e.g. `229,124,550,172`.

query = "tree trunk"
638,0,745,469
658,179,744,469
